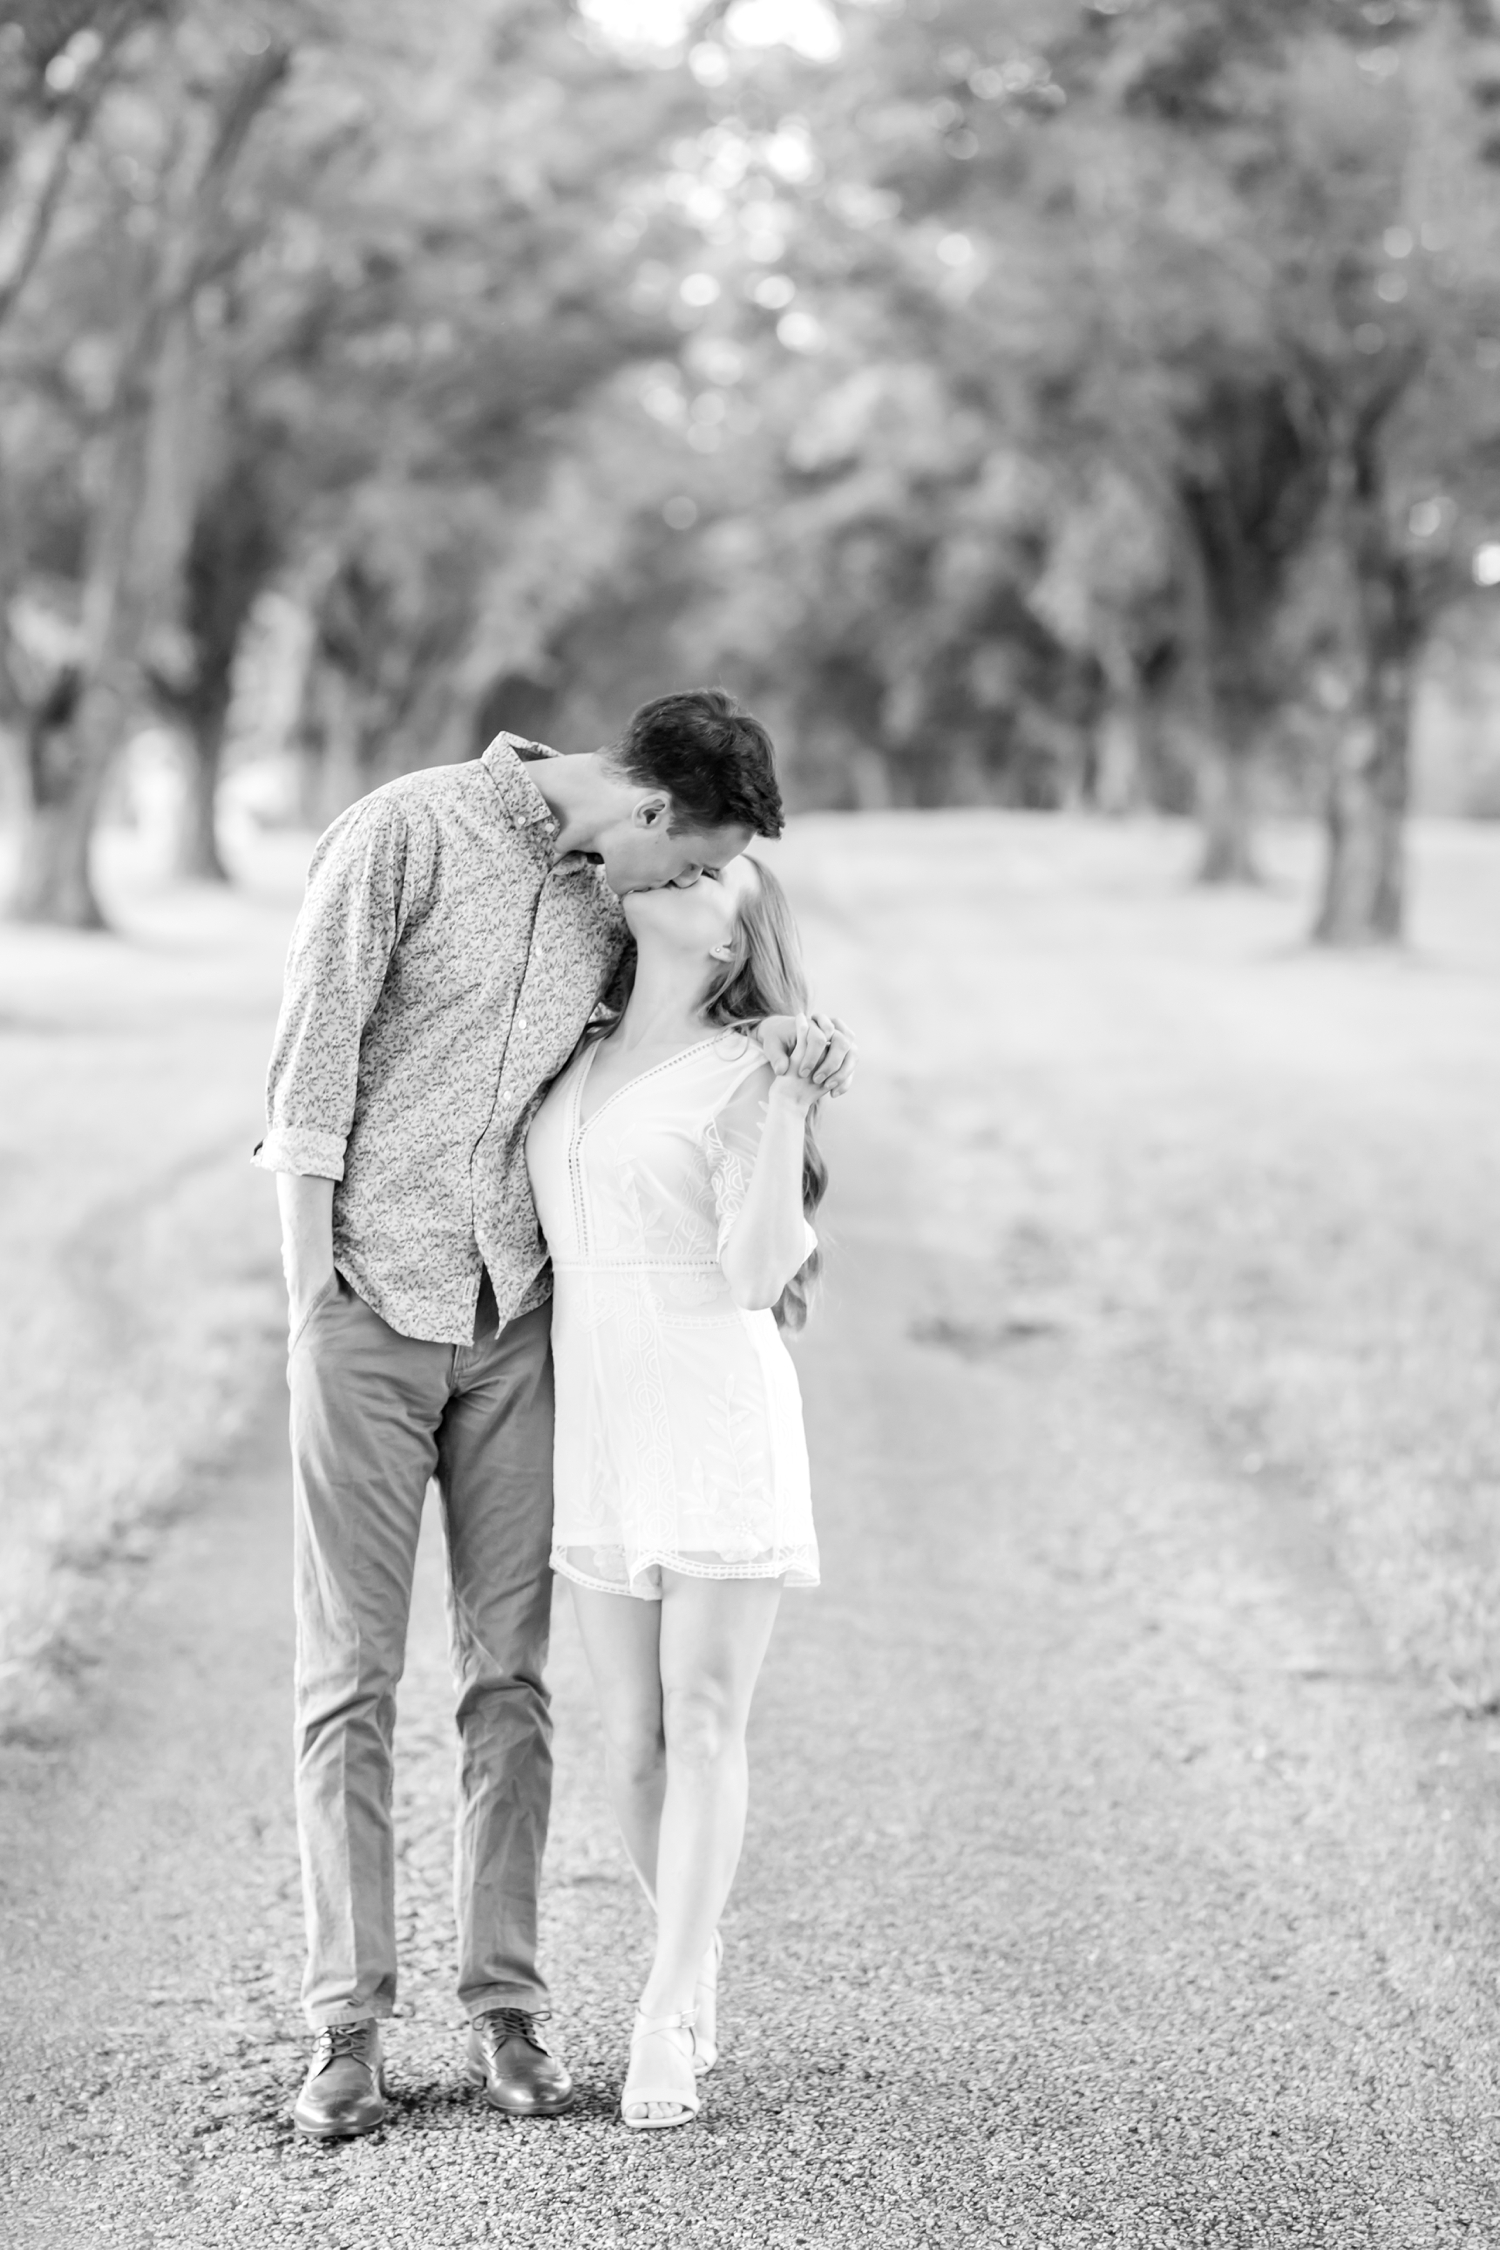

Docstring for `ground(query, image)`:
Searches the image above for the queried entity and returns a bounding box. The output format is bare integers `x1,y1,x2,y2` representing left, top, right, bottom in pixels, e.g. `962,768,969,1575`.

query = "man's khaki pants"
287,1273,555,2029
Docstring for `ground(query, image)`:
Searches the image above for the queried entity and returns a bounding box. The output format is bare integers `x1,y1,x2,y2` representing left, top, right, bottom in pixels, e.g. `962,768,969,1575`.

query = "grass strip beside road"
0,831,305,1741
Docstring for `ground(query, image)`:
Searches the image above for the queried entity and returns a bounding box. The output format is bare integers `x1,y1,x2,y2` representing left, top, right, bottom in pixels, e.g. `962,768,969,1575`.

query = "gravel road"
4,824,1500,2247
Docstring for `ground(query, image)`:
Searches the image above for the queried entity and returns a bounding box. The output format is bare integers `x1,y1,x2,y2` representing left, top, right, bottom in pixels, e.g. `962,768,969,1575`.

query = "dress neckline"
574,1031,743,1134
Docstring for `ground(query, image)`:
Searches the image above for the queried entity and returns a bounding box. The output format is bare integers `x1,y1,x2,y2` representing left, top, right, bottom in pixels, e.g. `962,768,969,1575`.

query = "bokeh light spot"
777,309,825,353
724,0,841,61
688,42,731,85
578,0,697,50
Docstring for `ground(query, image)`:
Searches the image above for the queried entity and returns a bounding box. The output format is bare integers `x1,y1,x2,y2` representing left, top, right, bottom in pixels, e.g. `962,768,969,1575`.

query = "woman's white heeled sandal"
693,1931,723,2076
622,2009,700,2129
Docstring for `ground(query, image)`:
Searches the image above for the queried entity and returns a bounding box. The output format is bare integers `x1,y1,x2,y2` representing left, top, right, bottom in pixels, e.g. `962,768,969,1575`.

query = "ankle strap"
635,2008,696,2036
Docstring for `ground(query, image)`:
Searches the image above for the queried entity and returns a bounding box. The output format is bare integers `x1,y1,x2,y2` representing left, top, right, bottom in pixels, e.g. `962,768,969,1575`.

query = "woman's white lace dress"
526,1029,819,1600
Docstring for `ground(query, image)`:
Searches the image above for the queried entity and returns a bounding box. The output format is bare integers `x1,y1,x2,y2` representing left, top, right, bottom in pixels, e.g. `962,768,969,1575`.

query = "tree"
999,1,1500,929
1,5,289,923
743,0,1500,930
147,445,280,878
1281,17,1500,941
0,0,703,920
13,0,1499,930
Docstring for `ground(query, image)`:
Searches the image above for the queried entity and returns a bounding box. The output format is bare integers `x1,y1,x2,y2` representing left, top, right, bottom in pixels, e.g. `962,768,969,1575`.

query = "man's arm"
278,1173,336,1327
255,794,427,1328
255,793,422,1182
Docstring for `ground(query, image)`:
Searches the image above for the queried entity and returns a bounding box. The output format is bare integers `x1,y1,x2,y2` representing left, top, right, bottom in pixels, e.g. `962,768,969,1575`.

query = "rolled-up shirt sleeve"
253,795,424,1180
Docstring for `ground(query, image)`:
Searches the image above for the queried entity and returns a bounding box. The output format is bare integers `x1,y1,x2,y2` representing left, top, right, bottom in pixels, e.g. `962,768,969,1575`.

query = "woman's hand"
756,1011,856,1098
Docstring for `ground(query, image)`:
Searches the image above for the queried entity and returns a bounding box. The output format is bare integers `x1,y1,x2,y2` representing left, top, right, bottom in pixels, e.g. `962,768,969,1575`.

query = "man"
254,689,853,2139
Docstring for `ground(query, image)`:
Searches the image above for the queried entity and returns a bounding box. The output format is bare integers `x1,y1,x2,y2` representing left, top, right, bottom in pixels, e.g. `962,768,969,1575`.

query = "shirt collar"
480,733,562,835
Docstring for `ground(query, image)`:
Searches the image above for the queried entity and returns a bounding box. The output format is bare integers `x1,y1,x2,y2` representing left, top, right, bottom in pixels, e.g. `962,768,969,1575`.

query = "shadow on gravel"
909,1313,1069,1356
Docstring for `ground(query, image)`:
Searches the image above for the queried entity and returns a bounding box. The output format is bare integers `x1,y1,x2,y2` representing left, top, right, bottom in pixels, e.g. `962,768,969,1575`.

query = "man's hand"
755,1011,857,1098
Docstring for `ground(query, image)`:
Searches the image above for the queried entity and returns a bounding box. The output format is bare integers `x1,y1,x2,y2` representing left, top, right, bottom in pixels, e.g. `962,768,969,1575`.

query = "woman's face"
622,852,760,968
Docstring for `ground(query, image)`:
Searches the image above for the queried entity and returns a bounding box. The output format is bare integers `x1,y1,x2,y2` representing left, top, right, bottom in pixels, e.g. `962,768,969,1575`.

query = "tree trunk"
1313,656,1409,945
1176,572,1262,883
175,700,229,881
317,664,365,825
10,800,106,927
9,675,125,927
1195,714,1259,884
11,337,180,922
6,47,288,924
1310,421,1423,947
1094,700,1141,815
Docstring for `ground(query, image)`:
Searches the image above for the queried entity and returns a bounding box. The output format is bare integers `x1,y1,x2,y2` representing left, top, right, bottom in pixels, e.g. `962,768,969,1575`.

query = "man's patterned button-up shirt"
254,736,626,1344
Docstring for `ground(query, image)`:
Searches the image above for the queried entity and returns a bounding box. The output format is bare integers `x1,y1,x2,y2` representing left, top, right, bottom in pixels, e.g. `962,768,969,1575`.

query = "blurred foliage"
4,0,1500,931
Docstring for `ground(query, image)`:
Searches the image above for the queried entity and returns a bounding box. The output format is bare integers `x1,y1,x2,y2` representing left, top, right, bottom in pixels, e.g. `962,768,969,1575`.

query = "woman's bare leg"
638,1571,782,2023
568,1583,665,1905
570,1572,782,2120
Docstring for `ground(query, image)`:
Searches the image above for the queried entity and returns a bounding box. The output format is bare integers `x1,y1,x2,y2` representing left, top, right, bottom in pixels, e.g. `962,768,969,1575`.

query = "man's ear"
632,793,672,830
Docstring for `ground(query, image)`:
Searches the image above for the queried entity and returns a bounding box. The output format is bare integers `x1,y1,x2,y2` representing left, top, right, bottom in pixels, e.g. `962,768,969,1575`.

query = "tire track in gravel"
0,1131,285,1743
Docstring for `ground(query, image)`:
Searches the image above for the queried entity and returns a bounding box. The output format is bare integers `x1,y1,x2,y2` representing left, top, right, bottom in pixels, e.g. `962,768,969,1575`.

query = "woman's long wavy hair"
590,858,827,1331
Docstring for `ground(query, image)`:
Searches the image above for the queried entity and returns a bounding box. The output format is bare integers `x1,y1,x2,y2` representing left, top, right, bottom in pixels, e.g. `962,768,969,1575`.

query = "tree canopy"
4,0,1500,935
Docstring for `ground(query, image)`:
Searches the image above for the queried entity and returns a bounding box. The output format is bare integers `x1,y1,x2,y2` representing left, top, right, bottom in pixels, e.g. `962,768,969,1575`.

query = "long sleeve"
254,793,430,1180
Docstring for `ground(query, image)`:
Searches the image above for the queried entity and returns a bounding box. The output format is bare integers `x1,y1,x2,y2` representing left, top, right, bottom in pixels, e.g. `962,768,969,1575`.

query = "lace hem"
551,1541,819,1602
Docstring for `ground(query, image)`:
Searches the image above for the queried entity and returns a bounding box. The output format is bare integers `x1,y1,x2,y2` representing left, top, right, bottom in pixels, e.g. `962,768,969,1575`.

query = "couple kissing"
253,688,855,2135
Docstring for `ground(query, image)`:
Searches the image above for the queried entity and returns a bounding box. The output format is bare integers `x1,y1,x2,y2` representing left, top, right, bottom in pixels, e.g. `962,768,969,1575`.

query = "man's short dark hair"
612,688,784,839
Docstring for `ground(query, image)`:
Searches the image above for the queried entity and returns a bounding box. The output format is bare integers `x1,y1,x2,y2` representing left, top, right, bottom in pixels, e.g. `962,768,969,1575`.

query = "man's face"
593,796,755,897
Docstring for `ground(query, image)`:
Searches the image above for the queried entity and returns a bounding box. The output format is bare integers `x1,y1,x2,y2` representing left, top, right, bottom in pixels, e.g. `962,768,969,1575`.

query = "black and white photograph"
2,0,1499,2242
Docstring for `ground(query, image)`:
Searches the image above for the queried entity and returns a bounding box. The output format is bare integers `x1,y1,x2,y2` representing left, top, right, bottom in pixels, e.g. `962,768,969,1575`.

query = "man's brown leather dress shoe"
465,2008,576,2116
293,2020,388,2139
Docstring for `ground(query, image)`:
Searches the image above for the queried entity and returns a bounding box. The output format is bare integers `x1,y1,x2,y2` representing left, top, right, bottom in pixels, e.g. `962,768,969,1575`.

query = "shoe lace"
314,2023,372,2068
478,2005,550,2053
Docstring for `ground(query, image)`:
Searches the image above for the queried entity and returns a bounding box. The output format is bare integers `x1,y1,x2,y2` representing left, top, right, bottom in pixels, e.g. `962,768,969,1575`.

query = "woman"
526,853,834,2128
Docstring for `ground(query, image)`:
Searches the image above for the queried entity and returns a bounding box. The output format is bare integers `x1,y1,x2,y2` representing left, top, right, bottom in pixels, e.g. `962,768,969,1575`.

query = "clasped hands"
755,1012,856,1109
